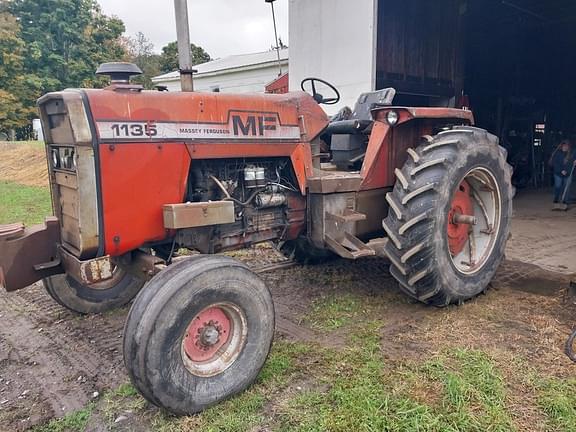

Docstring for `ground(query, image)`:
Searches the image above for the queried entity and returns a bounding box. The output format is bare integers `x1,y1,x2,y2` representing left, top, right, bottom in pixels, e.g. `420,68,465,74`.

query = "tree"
5,0,127,91
0,12,41,134
124,32,161,89
159,41,211,73
0,0,128,135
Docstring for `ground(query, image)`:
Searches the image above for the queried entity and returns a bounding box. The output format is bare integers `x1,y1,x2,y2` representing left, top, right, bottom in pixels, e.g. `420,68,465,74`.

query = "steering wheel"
301,78,341,105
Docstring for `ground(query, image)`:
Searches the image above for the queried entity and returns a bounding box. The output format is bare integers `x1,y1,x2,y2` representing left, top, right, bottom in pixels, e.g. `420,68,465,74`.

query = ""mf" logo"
232,114,278,136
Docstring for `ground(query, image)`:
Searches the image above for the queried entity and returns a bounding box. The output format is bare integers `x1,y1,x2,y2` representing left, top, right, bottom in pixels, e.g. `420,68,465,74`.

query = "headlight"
61,148,75,170
386,110,399,126
51,149,60,169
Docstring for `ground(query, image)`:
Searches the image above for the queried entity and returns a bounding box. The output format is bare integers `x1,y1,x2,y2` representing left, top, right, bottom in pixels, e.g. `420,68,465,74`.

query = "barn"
289,0,576,190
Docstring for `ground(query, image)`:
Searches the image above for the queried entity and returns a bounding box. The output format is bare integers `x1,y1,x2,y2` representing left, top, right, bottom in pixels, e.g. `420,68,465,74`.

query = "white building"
152,48,289,93
289,0,378,112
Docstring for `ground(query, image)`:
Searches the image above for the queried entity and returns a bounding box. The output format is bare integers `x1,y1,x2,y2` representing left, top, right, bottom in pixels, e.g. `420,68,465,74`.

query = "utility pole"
265,0,283,76
174,0,194,92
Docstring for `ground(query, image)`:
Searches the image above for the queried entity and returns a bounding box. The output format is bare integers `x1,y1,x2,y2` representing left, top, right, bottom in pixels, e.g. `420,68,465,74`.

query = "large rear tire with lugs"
382,126,513,307
123,255,274,415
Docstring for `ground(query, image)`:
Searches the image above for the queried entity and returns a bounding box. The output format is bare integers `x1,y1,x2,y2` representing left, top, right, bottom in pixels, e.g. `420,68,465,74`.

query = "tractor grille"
39,92,100,259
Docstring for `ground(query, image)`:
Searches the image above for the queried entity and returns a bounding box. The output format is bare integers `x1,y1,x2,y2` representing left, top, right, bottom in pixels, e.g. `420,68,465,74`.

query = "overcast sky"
97,0,289,59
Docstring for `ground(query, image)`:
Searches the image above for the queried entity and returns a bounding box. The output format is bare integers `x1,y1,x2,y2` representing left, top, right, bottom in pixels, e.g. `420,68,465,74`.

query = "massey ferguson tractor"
0,63,513,414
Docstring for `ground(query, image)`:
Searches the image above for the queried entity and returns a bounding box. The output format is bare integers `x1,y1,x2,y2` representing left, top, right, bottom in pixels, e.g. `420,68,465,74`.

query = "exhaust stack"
96,62,142,85
174,0,194,92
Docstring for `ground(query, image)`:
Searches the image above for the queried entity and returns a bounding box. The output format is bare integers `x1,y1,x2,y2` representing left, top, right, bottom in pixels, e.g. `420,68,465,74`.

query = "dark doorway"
376,0,576,189
465,0,576,188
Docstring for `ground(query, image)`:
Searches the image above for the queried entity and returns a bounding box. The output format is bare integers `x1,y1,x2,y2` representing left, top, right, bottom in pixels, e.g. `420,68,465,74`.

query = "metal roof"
152,48,289,82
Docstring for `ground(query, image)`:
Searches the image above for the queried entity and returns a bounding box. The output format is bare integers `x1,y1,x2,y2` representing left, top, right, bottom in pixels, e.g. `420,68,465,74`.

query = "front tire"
43,268,145,314
382,126,513,306
123,255,274,415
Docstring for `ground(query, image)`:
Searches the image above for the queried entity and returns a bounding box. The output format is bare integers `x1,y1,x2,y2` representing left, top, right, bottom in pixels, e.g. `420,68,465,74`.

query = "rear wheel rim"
181,303,247,377
447,167,502,275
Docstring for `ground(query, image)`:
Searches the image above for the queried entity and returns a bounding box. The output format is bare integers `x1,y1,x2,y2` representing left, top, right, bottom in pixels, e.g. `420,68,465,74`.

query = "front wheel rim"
181,303,248,377
447,167,502,275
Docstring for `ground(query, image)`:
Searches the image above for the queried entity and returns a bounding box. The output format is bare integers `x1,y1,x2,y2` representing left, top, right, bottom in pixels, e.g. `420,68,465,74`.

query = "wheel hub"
181,302,248,377
199,322,221,348
447,180,474,256
447,167,502,276
183,307,231,363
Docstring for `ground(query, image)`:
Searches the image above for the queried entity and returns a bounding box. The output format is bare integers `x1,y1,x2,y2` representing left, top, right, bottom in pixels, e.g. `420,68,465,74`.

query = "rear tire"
123,255,274,415
382,126,513,306
43,268,145,314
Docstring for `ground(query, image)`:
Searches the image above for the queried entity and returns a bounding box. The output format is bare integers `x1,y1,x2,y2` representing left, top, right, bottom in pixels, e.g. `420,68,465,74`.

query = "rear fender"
371,107,475,126
360,107,475,190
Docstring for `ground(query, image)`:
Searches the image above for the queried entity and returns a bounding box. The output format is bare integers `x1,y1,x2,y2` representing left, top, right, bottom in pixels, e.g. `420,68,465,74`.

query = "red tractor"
0,64,512,415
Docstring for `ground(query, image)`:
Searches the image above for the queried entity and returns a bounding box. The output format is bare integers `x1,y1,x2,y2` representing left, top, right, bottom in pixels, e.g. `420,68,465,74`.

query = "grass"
93,341,313,432
31,405,93,432
277,327,515,432
307,293,365,330
537,378,576,432
0,181,52,225
1,333,534,432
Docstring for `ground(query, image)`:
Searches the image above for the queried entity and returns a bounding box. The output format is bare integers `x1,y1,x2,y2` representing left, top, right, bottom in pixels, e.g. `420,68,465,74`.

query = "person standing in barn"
549,140,576,205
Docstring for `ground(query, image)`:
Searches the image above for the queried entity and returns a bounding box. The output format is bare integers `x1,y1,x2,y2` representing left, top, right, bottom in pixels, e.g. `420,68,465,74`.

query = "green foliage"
308,293,364,331
161,391,266,432
0,12,41,132
537,378,576,432
6,0,126,90
32,405,93,432
111,383,139,398
123,32,161,89
159,41,211,73
0,1,213,133
0,0,127,134
421,349,515,431
0,181,51,225
277,324,515,432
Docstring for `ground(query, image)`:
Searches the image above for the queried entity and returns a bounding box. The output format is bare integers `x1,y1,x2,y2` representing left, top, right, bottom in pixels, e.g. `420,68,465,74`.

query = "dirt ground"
0,142,49,188
1,189,575,430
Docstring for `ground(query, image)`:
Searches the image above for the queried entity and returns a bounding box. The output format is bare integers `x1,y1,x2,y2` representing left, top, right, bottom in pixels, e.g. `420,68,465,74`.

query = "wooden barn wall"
376,0,465,101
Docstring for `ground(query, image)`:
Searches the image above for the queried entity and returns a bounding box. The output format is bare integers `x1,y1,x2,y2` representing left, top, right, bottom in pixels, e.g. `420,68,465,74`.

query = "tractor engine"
175,158,306,254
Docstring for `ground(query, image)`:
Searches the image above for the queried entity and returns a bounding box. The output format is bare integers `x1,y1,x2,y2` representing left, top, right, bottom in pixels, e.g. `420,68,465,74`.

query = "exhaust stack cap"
96,62,143,84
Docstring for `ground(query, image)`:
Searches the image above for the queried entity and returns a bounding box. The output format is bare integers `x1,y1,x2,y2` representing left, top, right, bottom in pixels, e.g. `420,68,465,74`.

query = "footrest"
326,210,367,223
325,232,376,260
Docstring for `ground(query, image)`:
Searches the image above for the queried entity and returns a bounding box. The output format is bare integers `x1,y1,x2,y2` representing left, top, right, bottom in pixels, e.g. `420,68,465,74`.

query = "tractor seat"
326,88,396,169
324,119,372,136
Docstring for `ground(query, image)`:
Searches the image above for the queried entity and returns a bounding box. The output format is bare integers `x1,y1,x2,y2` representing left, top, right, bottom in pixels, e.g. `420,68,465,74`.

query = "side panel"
83,90,326,256
98,143,191,256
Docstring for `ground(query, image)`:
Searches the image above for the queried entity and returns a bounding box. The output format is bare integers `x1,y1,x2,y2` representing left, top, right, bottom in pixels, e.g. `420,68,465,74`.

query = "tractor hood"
83,89,329,144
